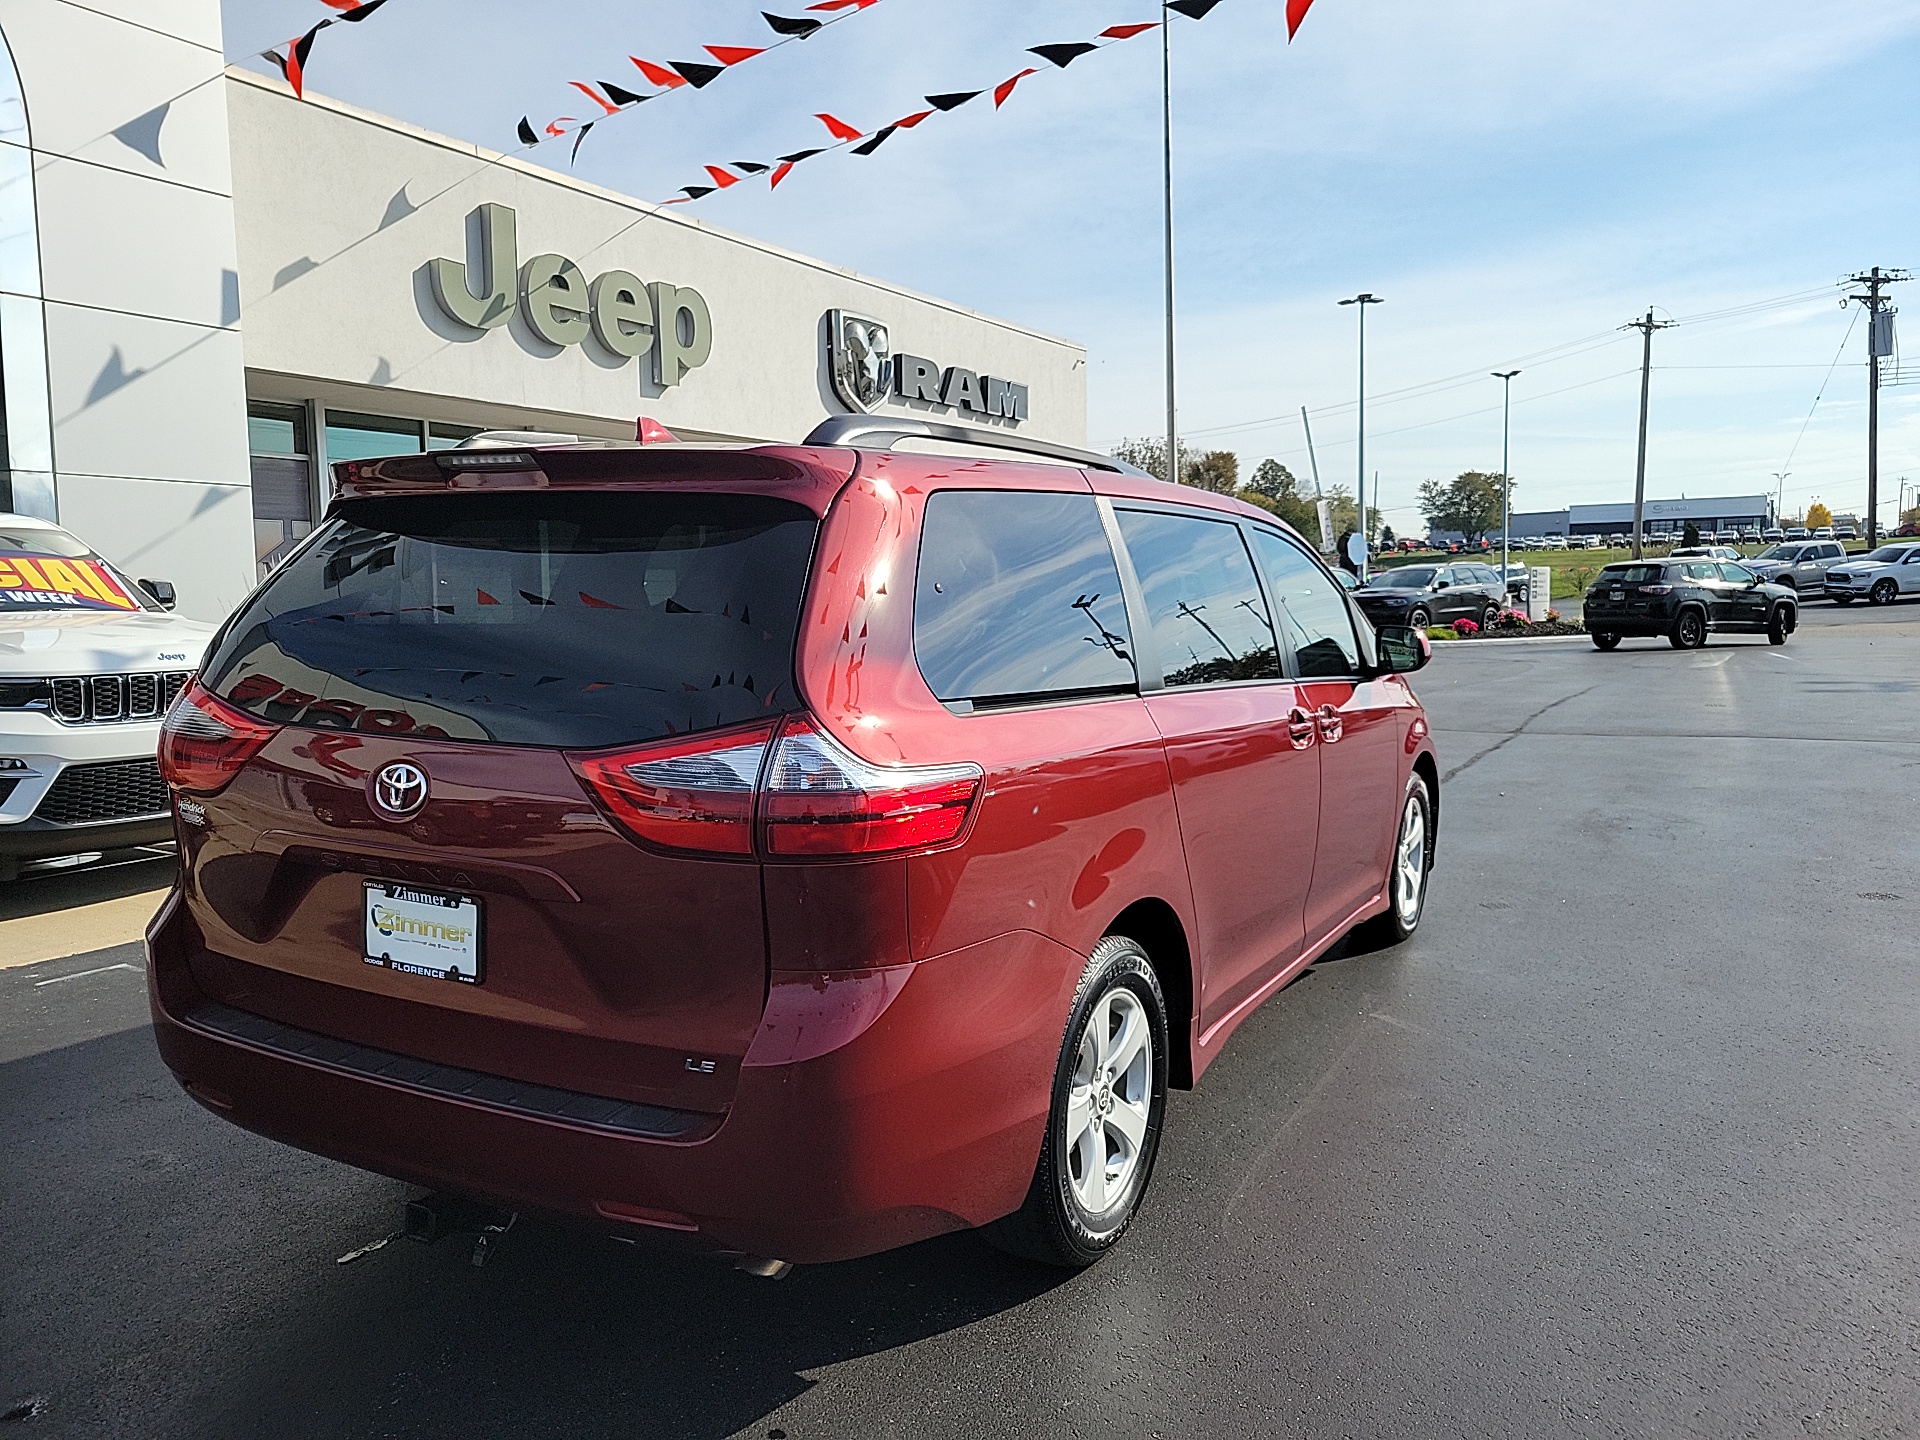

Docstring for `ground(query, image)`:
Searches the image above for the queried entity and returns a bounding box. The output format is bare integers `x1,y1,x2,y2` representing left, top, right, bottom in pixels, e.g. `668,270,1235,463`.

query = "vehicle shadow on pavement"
1,1022,1068,1440
0,850,175,923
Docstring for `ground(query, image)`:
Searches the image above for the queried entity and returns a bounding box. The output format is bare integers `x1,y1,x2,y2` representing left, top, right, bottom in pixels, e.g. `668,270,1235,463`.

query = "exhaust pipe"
734,1255,793,1280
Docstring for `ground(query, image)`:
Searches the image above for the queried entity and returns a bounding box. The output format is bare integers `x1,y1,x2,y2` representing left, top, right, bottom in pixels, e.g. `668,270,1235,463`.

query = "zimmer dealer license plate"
364,881,483,984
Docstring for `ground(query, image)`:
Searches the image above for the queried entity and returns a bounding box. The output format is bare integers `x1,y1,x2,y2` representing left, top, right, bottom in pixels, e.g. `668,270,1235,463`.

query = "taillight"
568,720,775,856
157,680,280,795
1638,584,1673,595
761,715,982,858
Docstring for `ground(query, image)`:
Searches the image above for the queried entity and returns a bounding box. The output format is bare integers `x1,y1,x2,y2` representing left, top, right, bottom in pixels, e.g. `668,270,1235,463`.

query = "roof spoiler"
803,416,1153,478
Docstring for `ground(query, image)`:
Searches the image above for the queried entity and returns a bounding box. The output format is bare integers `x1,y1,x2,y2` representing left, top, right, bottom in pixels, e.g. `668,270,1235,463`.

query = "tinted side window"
1115,509,1279,688
1822,544,1843,559
913,490,1135,704
1685,562,1719,580
1720,563,1756,583
1248,528,1361,678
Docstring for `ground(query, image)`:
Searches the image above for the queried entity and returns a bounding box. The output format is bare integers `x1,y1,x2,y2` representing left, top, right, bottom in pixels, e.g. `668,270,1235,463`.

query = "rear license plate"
364,881,483,984
1610,590,1624,601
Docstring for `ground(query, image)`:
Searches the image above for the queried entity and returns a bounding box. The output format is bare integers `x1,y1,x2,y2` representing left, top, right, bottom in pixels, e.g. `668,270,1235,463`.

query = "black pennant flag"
762,12,825,37
600,80,647,106
681,185,717,199
337,0,390,20
1166,0,1227,16
925,90,983,111
731,160,771,174
669,60,726,88
850,126,897,156
516,116,538,146
777,147,827,163
570,121,594,163
1029,42,1098,67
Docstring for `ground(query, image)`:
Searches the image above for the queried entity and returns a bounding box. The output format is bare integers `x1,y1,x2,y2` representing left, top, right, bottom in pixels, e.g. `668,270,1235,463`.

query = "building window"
249,401,313,577
427,422,482,451
324,410,425,462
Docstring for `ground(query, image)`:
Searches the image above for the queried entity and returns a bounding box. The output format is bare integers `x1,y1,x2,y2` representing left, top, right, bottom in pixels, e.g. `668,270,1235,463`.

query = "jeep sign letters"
429,204,712,388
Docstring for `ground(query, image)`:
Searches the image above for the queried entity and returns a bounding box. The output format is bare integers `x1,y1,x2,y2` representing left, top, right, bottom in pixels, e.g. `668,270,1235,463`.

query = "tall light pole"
1339,292,1383,579
1160,7,1178,488
1493,369,1520,601
1772,471,1790,530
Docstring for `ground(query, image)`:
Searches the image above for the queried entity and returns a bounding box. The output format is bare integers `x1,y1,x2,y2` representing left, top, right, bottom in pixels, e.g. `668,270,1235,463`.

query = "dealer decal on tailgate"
0,552,140,610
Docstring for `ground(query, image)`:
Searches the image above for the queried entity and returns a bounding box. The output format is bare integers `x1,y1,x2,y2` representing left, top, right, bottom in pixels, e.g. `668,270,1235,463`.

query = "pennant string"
260,0,396,102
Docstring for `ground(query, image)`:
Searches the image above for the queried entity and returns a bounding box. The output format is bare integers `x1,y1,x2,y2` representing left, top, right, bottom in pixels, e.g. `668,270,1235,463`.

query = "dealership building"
1492,496,1778,541
0,1,1087,622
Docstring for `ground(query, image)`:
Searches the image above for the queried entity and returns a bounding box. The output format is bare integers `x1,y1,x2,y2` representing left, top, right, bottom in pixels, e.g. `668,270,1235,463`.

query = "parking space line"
33,961,143,987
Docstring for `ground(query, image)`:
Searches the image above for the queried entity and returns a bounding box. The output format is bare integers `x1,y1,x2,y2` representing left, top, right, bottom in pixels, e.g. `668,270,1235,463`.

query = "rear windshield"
1599,565,1665,584
202,492,818,748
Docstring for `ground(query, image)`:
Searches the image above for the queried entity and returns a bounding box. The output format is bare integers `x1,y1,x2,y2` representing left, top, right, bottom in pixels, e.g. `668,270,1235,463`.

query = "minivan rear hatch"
177,461,834,1116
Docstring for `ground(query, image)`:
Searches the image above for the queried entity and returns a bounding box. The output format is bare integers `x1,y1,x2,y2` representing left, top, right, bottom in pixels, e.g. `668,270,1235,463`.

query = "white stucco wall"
0,0,254,622
226,70,1087,450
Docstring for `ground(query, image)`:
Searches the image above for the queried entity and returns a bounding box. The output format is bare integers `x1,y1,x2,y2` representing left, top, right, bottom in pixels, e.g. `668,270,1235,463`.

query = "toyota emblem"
371,761,429,819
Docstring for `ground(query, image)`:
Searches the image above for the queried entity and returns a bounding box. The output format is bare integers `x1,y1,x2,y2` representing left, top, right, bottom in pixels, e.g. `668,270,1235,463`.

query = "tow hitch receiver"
403,1192,519,1267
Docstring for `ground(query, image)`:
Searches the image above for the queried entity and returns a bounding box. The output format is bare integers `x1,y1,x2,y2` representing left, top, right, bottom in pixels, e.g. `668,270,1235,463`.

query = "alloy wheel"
1871,580,1896,606
1393,792,1427,927
1065,986,1155,1219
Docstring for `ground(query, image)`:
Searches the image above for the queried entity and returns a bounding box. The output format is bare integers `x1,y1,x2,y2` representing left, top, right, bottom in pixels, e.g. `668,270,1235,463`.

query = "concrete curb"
1429,633,1593,648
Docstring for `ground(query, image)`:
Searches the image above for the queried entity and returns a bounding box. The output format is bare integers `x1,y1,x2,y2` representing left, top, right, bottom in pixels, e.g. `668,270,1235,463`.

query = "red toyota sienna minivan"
148,419,1438,1269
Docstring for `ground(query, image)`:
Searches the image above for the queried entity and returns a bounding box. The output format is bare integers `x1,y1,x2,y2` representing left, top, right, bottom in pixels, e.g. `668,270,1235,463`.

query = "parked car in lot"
1584,558,1796,650
1825,541,1920,605
0,513,212,880
146,421,1441,1271
1351,562,1507,631
1762,527,1785,543
1746,540,1847,596
1606,533,1627,548
1812,527,1835,540
1544,535,1567,549
1669,545,1742,562
1834,525,1857,541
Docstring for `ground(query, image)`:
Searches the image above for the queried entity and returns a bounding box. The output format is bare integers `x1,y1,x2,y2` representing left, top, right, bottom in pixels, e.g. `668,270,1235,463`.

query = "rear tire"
1670,608,1707,649
984,936,1168,1269
1355,775,1433,948
1768,605,1794,645
1592,632,1622,650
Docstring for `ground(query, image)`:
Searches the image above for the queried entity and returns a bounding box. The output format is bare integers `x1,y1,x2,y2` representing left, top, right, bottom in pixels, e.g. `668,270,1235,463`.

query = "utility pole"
1623,309,1674,560
1161,6,1178,488
1300,406,1333,553
1842,267,1909,546
1493,369,1520,598
1772,471,1790,530
1339,293,1383,579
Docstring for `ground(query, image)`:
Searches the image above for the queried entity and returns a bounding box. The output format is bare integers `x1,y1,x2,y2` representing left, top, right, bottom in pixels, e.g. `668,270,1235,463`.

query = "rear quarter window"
913,490,1136,705
201,491,818,748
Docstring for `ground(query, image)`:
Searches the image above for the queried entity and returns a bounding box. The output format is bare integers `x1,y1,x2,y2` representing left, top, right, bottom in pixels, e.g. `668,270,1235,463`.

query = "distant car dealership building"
1449,495,1778,543
0,2,1087,622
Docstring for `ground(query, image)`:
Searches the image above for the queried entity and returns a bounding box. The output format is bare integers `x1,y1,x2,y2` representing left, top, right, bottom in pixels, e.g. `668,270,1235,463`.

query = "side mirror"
1433,578,1448,589
137,578,177,611
1376,625,1431,674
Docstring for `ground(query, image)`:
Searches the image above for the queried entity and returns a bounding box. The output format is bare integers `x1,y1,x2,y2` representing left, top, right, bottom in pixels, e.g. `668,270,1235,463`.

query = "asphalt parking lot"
4,600,1918,1439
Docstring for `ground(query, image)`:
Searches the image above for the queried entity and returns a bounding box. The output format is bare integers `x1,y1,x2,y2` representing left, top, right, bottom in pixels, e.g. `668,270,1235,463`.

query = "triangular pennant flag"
632,57,688,89
517,117,539,146
807,0,881,9
336,0,389,21
777,146,827,163
261,46,292,84
1100,23,1159,40
318,0,357,9
570,121,595,164
763,12,825,37
284,22,327,100
993,68,1038,108
544,116,578,138
893,109,935,130
705,45,767,65
731,160,771,174
850,125,897,156
1166,0,1226,16
925,90,983,111
1029,42,1098,68
681,185,716,200
814,112,863,141
1286,0,1316,38
670,60,727,88
600,80,648,106
770,160,798,188
703,165,742,188
569,81,619,116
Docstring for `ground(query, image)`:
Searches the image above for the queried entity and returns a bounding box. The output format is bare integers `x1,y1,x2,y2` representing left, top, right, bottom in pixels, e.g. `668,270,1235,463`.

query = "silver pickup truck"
1744,540,1847,596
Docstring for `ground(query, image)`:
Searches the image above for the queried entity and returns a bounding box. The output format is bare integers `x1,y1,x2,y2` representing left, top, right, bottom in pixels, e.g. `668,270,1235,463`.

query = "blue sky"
223,0,1920,531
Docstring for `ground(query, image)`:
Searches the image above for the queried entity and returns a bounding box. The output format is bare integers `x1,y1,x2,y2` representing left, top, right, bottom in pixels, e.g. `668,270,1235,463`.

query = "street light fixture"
1339,293,1383,580
1493,369,1520,607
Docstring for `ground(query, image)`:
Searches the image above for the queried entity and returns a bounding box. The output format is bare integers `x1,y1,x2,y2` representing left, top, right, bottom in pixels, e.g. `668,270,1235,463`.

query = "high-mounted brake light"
760,715,982,858
157,680,281,796
568,720,776,856
434,450,539,471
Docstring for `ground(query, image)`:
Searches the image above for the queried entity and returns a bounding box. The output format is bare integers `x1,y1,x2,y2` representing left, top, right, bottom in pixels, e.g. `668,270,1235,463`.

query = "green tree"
1184,450,1239,495
1380,524,1396,547
1111,436,1195,484
1241,458,1319,535
1416,471,1510,541
1682,521,1700,545
1327,485,1383,542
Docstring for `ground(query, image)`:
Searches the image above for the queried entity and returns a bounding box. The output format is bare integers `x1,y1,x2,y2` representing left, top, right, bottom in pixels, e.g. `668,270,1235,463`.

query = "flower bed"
1425,608,1585,641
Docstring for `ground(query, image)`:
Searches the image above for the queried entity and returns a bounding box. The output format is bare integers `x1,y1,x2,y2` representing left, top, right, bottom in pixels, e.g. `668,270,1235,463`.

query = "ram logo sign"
823,310,1029,423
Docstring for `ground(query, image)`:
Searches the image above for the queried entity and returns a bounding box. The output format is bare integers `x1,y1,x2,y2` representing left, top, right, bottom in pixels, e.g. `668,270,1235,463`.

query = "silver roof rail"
802,415,1153,478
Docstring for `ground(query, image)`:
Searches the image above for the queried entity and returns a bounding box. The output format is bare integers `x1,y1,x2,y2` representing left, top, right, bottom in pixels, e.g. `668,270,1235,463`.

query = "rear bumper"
147,892,1081,1263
